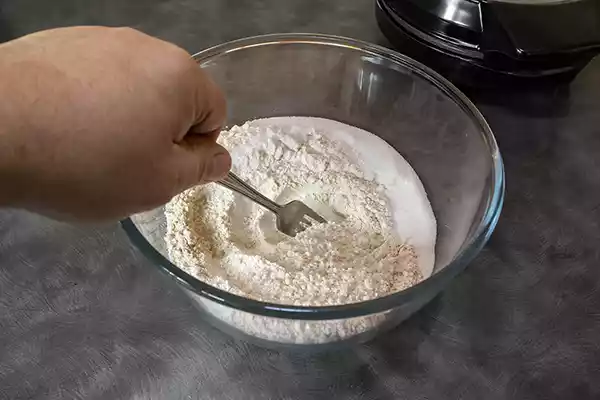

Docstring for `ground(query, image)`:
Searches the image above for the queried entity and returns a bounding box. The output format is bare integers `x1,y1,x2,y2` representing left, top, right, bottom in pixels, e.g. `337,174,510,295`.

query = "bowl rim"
121,33,505,321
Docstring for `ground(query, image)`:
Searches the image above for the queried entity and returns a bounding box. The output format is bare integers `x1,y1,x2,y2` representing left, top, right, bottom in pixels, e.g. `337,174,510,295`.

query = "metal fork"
217,172,327,237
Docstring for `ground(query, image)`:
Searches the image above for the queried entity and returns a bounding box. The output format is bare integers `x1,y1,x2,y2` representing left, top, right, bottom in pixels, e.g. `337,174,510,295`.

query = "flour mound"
165,117,428,307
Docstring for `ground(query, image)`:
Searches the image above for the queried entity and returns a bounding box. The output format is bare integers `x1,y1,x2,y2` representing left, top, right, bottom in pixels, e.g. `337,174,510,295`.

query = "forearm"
0,113,27,208
0,43,33,208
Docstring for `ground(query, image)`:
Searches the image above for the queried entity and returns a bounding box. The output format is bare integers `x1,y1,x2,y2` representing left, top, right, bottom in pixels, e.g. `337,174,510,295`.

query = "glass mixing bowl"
122,34,504,348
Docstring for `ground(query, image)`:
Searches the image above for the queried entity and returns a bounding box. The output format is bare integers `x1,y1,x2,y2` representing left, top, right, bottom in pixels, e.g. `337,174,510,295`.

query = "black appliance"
376,0,600,87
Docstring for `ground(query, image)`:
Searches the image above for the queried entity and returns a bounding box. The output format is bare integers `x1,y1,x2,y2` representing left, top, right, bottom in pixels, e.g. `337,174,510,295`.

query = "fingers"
190,68,227,136
169,61,230,194
173,135,232,191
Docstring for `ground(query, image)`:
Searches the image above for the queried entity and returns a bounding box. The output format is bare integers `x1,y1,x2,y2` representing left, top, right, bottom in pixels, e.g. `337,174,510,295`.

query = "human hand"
0,26,230,221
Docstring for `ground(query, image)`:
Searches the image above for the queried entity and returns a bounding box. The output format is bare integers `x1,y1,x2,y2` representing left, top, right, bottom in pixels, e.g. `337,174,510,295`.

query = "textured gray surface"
1,0,600,399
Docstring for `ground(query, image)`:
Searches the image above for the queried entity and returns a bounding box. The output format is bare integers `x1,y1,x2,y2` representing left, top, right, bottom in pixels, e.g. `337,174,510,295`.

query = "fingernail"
208,152,231,180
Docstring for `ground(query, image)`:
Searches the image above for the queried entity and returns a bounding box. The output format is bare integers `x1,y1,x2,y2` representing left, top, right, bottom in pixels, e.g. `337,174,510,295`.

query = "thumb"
176,136,232,188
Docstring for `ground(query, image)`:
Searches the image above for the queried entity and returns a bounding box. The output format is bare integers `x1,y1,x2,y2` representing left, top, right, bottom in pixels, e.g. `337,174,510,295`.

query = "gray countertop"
1,1,600,399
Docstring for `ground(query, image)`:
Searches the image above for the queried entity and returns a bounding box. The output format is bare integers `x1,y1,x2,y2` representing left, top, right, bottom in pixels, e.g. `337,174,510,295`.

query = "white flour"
165,117,436,343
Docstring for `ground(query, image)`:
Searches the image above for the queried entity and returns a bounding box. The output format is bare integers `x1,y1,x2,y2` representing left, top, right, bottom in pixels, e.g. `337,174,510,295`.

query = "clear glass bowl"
122,34,504,348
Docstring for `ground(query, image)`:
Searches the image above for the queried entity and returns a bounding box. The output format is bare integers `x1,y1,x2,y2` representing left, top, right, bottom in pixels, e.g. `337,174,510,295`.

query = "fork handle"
218,172,281,214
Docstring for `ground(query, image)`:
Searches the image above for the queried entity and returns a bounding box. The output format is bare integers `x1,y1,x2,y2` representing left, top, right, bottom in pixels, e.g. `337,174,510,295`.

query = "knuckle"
159,46,196,84
164,43,194,68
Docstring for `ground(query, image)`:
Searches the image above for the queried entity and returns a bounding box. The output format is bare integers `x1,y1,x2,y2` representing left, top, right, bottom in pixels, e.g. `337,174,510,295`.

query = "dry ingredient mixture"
164,117,436,343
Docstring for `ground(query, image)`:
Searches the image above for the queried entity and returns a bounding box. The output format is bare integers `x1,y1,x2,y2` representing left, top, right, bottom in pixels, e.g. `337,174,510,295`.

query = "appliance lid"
384,0,600,62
